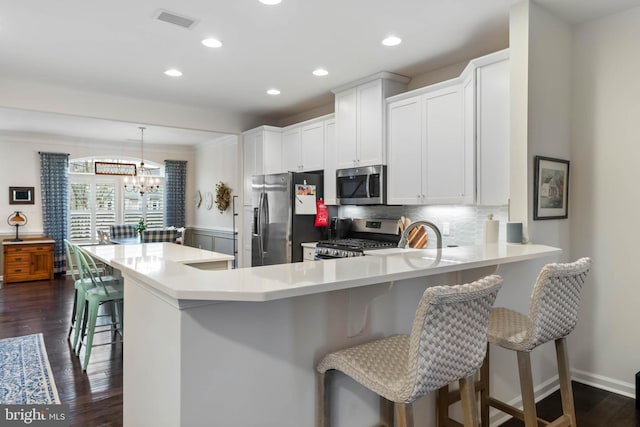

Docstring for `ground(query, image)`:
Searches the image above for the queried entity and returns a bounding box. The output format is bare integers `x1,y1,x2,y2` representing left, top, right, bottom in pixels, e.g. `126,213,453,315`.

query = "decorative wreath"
215,182,232,214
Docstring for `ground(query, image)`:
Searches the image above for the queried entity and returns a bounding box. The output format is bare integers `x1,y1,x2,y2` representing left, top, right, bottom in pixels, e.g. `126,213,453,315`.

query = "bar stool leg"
516,351,538,427
315,371,329,427
556,338,577,426
380,397,395,427
460,374,479,427
480,345,490,427
437,385,450,426
395,402,414,427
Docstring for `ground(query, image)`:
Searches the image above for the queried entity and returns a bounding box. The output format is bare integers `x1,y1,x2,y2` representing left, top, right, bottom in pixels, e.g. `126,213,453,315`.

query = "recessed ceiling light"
259,0,282,4
164,69,183,77
267,89,281,95
382,36,402,47
312,68,329,77
202,38,222,48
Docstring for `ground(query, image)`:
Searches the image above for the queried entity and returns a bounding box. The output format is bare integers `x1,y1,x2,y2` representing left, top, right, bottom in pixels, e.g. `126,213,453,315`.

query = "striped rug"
0,333,60,404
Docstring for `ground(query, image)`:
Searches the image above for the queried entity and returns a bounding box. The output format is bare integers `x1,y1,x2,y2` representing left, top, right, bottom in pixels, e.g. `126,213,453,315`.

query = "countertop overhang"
112,243,561,303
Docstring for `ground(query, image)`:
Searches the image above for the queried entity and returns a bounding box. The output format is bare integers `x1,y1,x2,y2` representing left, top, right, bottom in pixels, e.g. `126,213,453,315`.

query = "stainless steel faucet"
398,220,443,249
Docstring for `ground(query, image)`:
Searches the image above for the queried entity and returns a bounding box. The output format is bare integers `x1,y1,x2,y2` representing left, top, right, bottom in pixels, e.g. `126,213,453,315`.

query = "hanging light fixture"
124,127,159,196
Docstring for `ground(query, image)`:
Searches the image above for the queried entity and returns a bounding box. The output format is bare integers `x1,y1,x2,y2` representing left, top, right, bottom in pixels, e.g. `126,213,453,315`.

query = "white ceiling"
0,0,637,145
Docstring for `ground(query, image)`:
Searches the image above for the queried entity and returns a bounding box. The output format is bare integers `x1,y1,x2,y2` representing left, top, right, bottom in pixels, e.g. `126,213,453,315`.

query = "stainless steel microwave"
336,165,386,205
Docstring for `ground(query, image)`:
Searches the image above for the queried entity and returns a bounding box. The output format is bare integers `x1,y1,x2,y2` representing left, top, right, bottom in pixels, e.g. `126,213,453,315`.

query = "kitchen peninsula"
115,243,560,427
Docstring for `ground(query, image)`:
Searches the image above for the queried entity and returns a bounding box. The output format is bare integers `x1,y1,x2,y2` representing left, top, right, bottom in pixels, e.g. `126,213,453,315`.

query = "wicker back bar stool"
316,275,503,427
438,258,591,427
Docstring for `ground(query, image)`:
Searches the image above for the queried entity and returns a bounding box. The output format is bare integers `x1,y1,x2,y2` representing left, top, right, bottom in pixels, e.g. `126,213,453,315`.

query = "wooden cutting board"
408,225,428,248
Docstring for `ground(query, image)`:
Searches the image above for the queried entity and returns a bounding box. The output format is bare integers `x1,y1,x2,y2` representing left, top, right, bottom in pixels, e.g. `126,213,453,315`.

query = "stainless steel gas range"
314,218,400,259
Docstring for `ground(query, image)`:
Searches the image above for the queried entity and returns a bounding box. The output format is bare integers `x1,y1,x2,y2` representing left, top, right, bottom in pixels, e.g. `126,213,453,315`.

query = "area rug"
0,333,60,404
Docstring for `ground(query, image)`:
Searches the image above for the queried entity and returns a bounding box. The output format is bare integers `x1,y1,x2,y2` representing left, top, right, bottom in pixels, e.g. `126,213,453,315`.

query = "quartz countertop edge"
112,244,561,303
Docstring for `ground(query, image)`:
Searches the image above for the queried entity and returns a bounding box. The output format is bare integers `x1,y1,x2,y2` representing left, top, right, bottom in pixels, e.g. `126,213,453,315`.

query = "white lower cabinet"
387,83,473,205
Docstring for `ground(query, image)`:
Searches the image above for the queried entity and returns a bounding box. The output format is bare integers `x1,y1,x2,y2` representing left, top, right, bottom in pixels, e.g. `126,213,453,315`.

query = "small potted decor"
215,182,232,214
133,218,147,238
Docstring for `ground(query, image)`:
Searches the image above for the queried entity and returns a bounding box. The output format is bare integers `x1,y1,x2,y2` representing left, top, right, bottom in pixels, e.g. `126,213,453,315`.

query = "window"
68,158,165,243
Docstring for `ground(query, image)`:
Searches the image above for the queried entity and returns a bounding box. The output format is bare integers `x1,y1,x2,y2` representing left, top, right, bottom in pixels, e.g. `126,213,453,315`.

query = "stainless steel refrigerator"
251,172,324,266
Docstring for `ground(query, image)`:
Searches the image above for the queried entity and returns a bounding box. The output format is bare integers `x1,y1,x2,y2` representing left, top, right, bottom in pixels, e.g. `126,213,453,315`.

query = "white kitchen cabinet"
476,54,510,206
387,49,509,207
281,126,301,172
323,118,337,205
242,126,282,206
333,73,409,169
387,97,423,204
300,121,324,171
387,82,473,205
282,119,325,172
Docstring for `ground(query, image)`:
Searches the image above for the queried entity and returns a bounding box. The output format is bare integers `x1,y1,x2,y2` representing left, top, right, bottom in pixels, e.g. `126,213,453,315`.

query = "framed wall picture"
534,156,569,220
9,187,35,205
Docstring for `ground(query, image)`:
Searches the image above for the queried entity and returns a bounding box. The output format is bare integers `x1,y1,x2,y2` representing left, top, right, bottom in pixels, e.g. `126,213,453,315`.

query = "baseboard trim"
571,368,635,398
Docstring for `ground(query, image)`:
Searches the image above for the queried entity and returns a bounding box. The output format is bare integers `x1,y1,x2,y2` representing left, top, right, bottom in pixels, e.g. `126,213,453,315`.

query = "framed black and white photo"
534,156,569,220
9,187,35,205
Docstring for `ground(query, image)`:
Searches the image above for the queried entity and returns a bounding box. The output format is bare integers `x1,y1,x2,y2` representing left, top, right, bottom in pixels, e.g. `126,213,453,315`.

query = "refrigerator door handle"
252,207,259,236
257,193,265,262
262,192,270,253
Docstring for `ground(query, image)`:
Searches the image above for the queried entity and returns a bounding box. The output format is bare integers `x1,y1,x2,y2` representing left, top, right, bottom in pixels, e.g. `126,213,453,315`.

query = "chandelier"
124,126,159,196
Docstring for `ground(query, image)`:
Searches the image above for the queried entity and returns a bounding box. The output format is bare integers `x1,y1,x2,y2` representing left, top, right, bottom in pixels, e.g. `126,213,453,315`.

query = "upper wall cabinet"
323,118,337,205
387,81,473,205
242,126,282,206
475,52,510,206
281,117,326,173
332,73,409,169
386,49,509,206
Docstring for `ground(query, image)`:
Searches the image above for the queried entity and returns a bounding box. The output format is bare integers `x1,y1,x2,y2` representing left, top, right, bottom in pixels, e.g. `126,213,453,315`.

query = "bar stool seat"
316,275,503,427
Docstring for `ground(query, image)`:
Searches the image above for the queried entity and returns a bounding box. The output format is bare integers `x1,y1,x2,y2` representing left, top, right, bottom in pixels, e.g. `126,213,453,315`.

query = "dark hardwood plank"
0,276,123,426
498,381,638,426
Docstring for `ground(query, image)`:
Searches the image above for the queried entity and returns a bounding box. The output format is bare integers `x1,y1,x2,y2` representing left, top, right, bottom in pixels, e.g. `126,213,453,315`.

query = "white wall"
0,135,194,235
192,135,241,231
569,5,640,396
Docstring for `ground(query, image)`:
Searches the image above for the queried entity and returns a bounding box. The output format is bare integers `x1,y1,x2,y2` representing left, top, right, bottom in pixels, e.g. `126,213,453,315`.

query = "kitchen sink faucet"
398,220,443,249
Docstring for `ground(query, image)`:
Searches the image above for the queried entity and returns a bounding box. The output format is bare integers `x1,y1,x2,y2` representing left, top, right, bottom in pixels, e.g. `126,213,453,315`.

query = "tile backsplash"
338,205,509,248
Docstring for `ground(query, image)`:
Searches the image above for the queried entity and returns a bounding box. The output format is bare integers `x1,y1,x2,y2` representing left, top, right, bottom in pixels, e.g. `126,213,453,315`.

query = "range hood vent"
154,9,198,30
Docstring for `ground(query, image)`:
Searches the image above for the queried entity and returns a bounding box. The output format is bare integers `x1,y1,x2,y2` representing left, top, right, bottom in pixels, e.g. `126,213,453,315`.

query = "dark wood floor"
499,381,640,426
1,276,638,426
0,276,123,427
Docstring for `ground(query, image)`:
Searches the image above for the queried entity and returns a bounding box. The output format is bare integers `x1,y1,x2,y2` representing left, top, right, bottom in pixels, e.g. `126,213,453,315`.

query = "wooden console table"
2,237,55,284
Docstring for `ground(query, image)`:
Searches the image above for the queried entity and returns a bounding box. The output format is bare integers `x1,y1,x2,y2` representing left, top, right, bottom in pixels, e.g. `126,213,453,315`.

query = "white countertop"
82,242,234,266
301,242,318,248
112,243,561,303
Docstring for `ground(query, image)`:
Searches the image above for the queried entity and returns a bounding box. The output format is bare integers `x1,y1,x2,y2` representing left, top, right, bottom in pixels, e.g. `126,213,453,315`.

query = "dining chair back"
142,229,179,243
110,224,136,239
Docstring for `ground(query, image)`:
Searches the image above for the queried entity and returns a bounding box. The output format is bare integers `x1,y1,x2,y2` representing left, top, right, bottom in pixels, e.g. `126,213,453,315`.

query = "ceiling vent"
154,9,198,30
